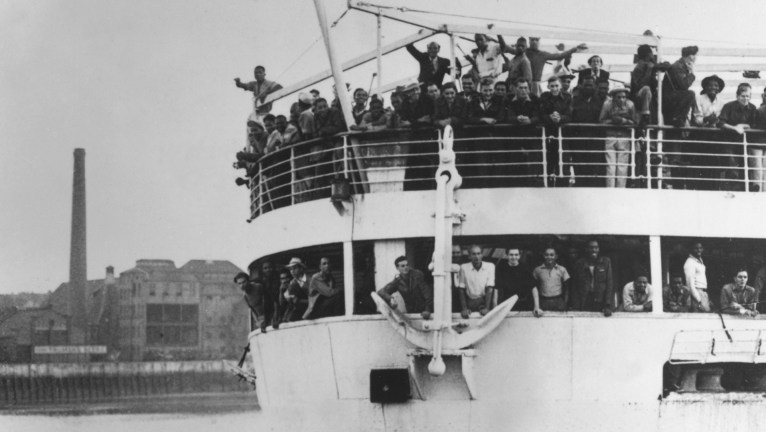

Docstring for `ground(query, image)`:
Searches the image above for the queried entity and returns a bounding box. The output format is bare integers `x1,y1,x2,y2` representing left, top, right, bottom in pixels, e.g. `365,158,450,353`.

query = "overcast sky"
2,0,765,294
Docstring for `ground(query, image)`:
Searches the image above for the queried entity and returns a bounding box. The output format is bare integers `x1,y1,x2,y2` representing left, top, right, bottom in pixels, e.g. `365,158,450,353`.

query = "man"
295,93,315,141
663,275,691,313
662,46,698,128
540,76,573,182
457,245,495,318
313,97,346,137
623,275,653,312
400,82,433,128
753,262,766,314
468,79,505,125
533,248,570,312
459,74,479,104
494,81,509,100
465,34,504,82
694,75,725,127
684,242,710,312
303,257,343,320
507,78,541,185
265,115,299,154
599,84,638,188
524,37,587,96
234,65,283,119
377,256,433,319
234,272,269,332
596,81,610,102
720,268,758,317
434,82,468,128
571,240,614,316
263,114,277,135
631,44,658,126
559,73,575,95
406,41,460,88
277,269,292,322
495,247,542,316
283,258,310,322
356,96,391,131
577,55,610,87
719,83,757,190
499,36,533,94
569,76,604,186
260,261,282,329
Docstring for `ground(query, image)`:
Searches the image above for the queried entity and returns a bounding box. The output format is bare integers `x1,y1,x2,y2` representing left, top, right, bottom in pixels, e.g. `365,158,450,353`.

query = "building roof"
180,260,243,274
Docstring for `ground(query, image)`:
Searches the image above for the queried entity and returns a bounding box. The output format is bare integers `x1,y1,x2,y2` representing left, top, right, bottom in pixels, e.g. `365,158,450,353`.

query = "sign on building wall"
34,345,107,354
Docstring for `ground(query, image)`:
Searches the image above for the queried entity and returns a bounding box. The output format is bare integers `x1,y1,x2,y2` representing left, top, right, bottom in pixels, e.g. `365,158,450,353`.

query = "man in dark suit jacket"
577,55,610,87
406,41,461,88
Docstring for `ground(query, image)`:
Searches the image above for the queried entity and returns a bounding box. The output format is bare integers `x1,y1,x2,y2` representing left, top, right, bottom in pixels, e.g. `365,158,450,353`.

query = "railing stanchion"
630,128,636,181
558,126,564,178
541,128,548,187
744,132,750,192
645,130,652,189
258,161,264,213
657,130,664,189
290,147,296,205
343,135,349,178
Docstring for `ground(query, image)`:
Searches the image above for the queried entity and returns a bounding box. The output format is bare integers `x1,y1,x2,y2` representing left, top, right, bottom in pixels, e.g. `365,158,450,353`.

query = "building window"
145,304,199,347
149,283,156,296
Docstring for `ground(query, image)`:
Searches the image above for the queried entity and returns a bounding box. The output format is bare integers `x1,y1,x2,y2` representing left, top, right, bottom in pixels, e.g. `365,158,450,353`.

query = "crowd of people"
233,34,766,193
235,239,762,333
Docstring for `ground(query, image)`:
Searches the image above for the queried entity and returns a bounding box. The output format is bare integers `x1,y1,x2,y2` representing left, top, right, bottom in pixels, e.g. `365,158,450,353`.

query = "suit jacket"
577,69,610,86
406,44,457,86
434,95,468,127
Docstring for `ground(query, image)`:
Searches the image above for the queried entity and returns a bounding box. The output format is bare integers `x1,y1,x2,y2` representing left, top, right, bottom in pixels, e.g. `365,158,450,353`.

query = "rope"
273,7,351,82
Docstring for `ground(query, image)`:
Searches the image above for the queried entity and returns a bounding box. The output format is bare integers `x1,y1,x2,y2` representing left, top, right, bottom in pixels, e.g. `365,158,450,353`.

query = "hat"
285,257,306,269
681,45,698,57
700,75,725,94
233,272,249,283
608,83,630,97
298,92,314,105
557,71,576,80
403,80,420,93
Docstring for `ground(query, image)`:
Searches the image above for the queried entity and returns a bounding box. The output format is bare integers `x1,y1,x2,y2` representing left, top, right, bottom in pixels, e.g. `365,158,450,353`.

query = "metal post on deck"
645,132,652,189
376,11,383,89
541,128,548,187
557,127,564,178
313,0,355,128
450,34,457,84
258,161,264,211
290,147,296,205
630,128,637,180
343,135,349,178
649,235,663,316
657,131,664,189
343,241,355,317
744,133,750,192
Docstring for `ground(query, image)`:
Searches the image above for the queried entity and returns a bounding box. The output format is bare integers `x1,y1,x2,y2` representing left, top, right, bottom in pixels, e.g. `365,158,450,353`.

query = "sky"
2,0,766,294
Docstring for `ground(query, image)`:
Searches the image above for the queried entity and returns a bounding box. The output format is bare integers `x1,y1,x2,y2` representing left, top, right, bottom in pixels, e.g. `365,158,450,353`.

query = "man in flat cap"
283,257,311,322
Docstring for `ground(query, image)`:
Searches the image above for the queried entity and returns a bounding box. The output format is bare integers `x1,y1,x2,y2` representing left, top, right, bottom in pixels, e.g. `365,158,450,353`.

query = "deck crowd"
235,240,761,333
234,34,766,192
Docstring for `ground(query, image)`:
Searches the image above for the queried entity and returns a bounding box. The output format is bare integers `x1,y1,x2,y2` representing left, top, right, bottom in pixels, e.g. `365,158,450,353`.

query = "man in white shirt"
623,275,653,312
693,75,725,127
457,245,495,318
684,242,710,312
466,34,504,83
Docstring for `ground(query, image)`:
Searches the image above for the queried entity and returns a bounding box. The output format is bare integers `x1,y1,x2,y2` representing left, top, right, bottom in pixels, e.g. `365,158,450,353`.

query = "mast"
313,0,355,129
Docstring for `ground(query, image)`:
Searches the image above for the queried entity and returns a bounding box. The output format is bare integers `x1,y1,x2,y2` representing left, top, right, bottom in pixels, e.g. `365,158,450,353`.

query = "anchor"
373,125,515,377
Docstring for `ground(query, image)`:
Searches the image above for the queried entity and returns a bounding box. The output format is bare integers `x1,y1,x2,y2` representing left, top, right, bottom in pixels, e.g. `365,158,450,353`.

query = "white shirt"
693,94,725,126
458,261,495,299
474,41,504,79
683,255,707,290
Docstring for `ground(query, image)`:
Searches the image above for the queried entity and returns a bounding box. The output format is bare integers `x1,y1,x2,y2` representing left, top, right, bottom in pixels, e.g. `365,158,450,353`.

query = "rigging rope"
273,6,352,82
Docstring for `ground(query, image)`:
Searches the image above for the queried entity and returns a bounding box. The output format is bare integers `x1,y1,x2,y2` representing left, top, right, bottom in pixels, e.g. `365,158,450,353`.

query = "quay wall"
0,360,251,406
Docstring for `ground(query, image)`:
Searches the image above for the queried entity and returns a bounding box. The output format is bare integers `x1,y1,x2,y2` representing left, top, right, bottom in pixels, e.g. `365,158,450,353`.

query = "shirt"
571,94,604,123
507,95,540,125
378,269,433,313
243,79,282,115
539,92,573,126
662,58,695,94
663,285,690,313
474,42,504,79
693,94,725,126
458,262,496,299
526,48,569,81
599,98,638,137
720,283,757,315
623,282,653,312
719,101,757,128
630,60,656,96
533,264,570,297
506,54,533,86
303,272,340,319
494,263,535,303
683,255,707,290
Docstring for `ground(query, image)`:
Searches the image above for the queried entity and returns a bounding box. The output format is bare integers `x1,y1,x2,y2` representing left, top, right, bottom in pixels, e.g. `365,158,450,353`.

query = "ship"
235,2,766,430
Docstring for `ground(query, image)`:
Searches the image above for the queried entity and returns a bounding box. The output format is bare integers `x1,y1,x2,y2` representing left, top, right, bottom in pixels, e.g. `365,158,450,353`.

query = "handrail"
243,123,766,219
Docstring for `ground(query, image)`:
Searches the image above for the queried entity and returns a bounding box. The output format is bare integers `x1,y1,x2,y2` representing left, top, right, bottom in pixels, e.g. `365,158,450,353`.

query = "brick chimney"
105,266,115,285
68,148,88,344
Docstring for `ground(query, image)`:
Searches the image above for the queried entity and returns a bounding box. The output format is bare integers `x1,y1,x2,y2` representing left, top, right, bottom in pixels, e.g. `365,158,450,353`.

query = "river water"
0,393,260,432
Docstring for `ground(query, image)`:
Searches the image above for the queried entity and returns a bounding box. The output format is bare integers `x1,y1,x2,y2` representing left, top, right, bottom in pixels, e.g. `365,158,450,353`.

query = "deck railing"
245,125,766,219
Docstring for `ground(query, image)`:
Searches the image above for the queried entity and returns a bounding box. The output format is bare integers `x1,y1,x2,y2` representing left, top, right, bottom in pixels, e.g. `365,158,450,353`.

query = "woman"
351,88,369,125
577,55,610,87
718,83,757,190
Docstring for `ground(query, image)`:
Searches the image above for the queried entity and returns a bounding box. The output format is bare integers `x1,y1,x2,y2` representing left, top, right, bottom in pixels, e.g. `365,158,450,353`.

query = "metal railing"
243,125,766,219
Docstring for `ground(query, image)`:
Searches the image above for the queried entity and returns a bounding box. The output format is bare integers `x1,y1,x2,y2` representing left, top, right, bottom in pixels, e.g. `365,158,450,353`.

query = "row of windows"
146,304,199,324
